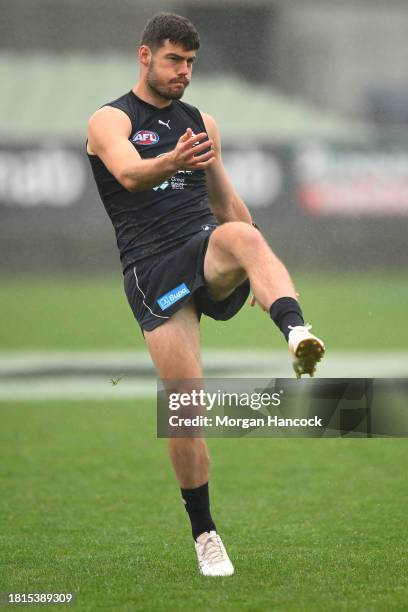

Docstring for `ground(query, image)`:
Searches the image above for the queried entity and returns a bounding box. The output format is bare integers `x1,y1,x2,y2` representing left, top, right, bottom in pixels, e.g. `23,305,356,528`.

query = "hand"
171,128,215,170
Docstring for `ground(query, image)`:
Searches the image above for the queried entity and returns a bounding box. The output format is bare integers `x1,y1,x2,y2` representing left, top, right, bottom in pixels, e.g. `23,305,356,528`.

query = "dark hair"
141,12,200,51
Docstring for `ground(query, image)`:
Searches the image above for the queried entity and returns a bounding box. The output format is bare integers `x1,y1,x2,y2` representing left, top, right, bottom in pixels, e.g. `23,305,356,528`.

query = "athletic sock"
181,482,216,541
269,296,305,342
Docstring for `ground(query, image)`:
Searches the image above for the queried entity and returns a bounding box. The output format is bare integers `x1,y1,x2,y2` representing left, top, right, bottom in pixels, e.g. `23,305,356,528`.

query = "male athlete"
87,13,325,577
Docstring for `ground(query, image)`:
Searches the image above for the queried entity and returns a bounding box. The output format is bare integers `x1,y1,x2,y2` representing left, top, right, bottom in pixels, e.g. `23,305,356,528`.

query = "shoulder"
87,106,132,154
88,105,132,135
173,101,219,136
200,112,218,133
200,112,221,150
174,99,210,129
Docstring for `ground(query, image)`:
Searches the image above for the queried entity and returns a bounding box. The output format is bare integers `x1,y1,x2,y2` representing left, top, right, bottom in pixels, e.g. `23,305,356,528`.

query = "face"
142,40,196,101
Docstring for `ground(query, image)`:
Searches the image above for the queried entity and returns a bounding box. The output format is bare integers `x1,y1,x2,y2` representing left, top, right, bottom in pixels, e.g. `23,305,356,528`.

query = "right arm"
87,106,215,192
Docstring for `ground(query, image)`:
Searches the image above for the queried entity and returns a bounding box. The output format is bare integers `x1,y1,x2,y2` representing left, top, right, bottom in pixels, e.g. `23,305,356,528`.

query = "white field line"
0,350,407,401
0,377,156,401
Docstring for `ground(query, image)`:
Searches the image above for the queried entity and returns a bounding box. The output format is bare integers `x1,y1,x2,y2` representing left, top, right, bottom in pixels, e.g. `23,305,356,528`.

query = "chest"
129,106,203,160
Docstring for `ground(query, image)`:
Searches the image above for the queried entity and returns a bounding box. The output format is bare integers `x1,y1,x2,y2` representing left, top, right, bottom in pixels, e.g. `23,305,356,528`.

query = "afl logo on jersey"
132,130,160,145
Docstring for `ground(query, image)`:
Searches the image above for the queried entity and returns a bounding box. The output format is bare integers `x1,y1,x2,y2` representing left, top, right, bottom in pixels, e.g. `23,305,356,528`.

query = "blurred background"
1,0,408,390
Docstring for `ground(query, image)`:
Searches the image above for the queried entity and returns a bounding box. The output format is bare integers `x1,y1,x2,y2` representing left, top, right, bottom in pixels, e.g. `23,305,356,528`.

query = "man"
87,12,325,577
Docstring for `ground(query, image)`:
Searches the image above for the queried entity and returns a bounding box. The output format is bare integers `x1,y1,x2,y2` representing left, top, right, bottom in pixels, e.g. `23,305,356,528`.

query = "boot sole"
293,338,325,378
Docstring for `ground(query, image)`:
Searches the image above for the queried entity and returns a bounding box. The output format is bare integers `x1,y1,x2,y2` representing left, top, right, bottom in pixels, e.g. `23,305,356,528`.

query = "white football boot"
195,531,234,576
288,324,325,378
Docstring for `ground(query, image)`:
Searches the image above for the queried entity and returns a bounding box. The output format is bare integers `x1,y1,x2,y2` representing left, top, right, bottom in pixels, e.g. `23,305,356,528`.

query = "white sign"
0,147,86,208
223,149,282,208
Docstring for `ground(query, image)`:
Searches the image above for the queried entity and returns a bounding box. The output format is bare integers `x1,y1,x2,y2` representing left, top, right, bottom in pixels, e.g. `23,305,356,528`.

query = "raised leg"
204,221,297,308
204,222,325,377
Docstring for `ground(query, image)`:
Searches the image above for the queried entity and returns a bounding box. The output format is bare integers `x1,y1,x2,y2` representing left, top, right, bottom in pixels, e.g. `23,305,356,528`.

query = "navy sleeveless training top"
87,91,217,273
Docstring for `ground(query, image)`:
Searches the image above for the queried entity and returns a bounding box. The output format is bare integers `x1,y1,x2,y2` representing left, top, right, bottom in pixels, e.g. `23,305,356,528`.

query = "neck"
133,80,173,109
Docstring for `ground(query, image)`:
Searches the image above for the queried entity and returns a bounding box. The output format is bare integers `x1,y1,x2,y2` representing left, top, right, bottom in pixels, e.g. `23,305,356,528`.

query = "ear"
139,45,152,67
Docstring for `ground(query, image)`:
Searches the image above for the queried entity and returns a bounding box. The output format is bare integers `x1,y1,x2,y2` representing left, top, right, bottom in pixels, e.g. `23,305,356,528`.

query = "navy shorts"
123,227,251,332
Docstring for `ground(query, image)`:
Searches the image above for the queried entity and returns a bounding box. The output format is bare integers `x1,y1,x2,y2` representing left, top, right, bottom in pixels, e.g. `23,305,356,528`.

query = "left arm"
202,112,252,225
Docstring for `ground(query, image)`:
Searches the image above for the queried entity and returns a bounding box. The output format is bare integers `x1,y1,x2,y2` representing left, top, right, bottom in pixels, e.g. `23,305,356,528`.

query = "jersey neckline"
129,90,175,112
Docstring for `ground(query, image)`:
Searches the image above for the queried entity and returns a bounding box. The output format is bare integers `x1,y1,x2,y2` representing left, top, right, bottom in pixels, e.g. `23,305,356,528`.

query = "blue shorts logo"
157,283,190,311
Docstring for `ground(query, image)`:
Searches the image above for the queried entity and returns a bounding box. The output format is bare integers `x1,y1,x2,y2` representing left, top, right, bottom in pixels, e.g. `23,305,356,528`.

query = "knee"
216,221,264,252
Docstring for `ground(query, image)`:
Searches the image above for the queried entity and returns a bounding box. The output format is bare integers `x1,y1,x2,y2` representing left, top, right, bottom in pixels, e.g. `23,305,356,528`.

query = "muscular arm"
87,106,215,192
202,112,252,225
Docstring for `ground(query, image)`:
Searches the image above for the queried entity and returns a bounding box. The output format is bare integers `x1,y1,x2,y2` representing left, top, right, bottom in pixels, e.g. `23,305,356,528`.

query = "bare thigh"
203,223,249,301
144,300,202,380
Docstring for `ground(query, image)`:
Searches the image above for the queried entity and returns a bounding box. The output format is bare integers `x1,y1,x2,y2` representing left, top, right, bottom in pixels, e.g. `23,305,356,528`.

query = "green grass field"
1,272,408,349
1,274,407,610
1,401,407,611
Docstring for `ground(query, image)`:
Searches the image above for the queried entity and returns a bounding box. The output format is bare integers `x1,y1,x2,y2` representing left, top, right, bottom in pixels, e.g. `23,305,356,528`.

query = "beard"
146,62,190,101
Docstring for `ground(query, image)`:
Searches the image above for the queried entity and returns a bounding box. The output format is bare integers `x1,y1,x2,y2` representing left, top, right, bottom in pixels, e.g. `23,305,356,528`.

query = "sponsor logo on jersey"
151,152,194,192
157,283,190,311
158,119,171,130
132,130,160,145
153,180,170,191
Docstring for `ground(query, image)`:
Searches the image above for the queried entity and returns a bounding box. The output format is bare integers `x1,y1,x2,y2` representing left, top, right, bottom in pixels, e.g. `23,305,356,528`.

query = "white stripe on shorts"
133,265,170,320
